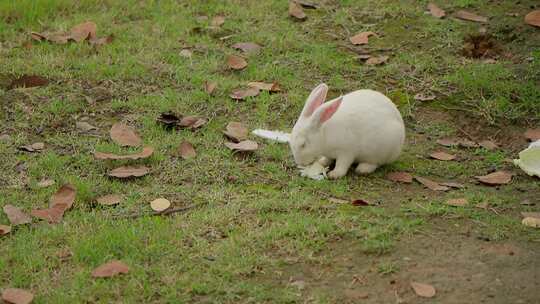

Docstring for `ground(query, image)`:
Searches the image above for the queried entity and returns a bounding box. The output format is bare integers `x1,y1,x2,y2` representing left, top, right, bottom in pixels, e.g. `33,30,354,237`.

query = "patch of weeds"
377,261,399,275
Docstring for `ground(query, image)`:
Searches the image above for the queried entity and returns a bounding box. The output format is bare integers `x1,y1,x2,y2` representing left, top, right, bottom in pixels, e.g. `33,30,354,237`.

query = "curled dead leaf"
3,205,32,226
525,10,540,27
91,260,129,278
386,172,413,183
1,288,34,304
446,198,468,207
455,10,488,23
224,122,248,142
414,176,450,191
108,166,150,178
178,141,196,159
0,225,11,236
230,87,260,100
411,282,436,298
349,31,377,45
179,116,207,129
150,198,171,212
475,171,512,186
30,204,67,224
32,184,76,223
204,81,217,95
89,34,114,46
365,55,389,66
427,3,445,18
436,138,457,147
439,182,465,189
110,123,142,147
225,140,258,152
524,129,540,141
94,146,154,160
70,21,97,42
96,194,123,206
429,151,456,161
247,82,281,92
9,75,49,89
227,55,248,70
289,1,307,21
231,42,262,54
19,142,45,152
157,112,180,129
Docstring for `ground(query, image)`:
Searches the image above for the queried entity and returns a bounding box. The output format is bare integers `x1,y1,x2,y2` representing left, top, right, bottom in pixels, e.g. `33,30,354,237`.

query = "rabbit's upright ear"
310,96,343,128
301,83,328,118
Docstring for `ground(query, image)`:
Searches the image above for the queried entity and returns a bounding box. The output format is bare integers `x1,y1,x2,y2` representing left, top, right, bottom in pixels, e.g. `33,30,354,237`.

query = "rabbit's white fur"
290,83,405,179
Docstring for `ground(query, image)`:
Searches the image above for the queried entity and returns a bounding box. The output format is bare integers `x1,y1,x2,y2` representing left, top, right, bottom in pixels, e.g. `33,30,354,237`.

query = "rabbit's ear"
310,96,343,127
301,83,328,118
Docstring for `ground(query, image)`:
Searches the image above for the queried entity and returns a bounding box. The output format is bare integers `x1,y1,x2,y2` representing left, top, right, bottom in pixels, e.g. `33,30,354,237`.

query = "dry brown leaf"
178,116,207,129
204,81,217,95
9,75,49,90
386,172,413,183
150,198,171,212
0,225,11,236
108,166,150,178
411,282,436,298
76,121,97,132
349,31,377,45
3,205,32,226
91,260,129,278
178,141,196,159
96,194,123,206
289,1,307,21
247,82,281,92
157,112,180,129
429,151,456,161
225,140,258,152
365,55,389,66
427,3,445,18
522,217,540,228
525,10,540,27
458,139,479,148
524,129,540,141
446,198,468,207
30,31,70,44
436,138,457,147
521,212,540,219
51,184,76,210
414,93,436,102
70,21,97,42
475,171,512,186
110,123,141,147
414,176,450,191
211,15,226,27
455,10,488,23
89,34,114,46
94,146,154,160
1,288,34,304
440,182,465,189
230,87,260,100
37,178,55,188
231,42,262,54
30,204,66,224
479,140,498,150
223,122,248,142
19,142,45,152
227,55,248,70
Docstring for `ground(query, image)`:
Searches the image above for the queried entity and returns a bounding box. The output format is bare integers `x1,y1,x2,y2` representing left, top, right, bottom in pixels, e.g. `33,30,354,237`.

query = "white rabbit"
290,83,405,179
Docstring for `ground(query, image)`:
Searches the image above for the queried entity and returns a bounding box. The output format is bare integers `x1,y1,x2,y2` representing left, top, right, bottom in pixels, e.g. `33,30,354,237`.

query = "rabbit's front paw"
328,169,347,179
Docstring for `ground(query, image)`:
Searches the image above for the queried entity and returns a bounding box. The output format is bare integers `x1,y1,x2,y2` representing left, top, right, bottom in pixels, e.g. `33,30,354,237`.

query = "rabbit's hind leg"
355,163,378,175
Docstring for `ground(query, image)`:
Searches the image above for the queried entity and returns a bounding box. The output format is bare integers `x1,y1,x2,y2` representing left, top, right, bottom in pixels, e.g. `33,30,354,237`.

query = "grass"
1,0,540,303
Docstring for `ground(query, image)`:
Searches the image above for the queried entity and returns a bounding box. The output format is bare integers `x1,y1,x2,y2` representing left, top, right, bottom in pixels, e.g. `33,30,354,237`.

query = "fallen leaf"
349,31,377,45
439,182,465,189
0,225,11,236
76,121,97,132
479,140,498,150
50,184,77,210
89,34,114,46
411,282,436,298
522,217,540,228
178,116,207,129
525,10,540,27
179,49,193,58
37,178,55,188
289,1,307,21
437,138,458,147
157,112,180,129
224,122,248,142
230,87,260,100
70,21,97,42
227,55,248,70
110,123,142,147
225,140,258,152
231,42,262,54
475,171,512,186
247,82,281,92
386,172,413,183
521,212,540,219
427,3,445,18
96,194,123,206
1,288,34,304
524,129,540,141
458,139,479,148
178,141,196,159
30,204,66,224
351,199,371,206
3,205,32,226
94,146,154,160
9,75,49,89
414,93,436,102
414,176,450,191
365,55,389,66
455,10,488,23
150,198,171,212
108,166,150,178
19,142,45,152
204,81,217,95
297,0,318,9
211,15,226,27
446,198,468,207
91,260,129,278
30,31,70,44
429,151,456,161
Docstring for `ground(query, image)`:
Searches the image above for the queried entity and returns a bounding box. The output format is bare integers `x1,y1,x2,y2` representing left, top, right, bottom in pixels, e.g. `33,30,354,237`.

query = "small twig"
113,203,201,220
